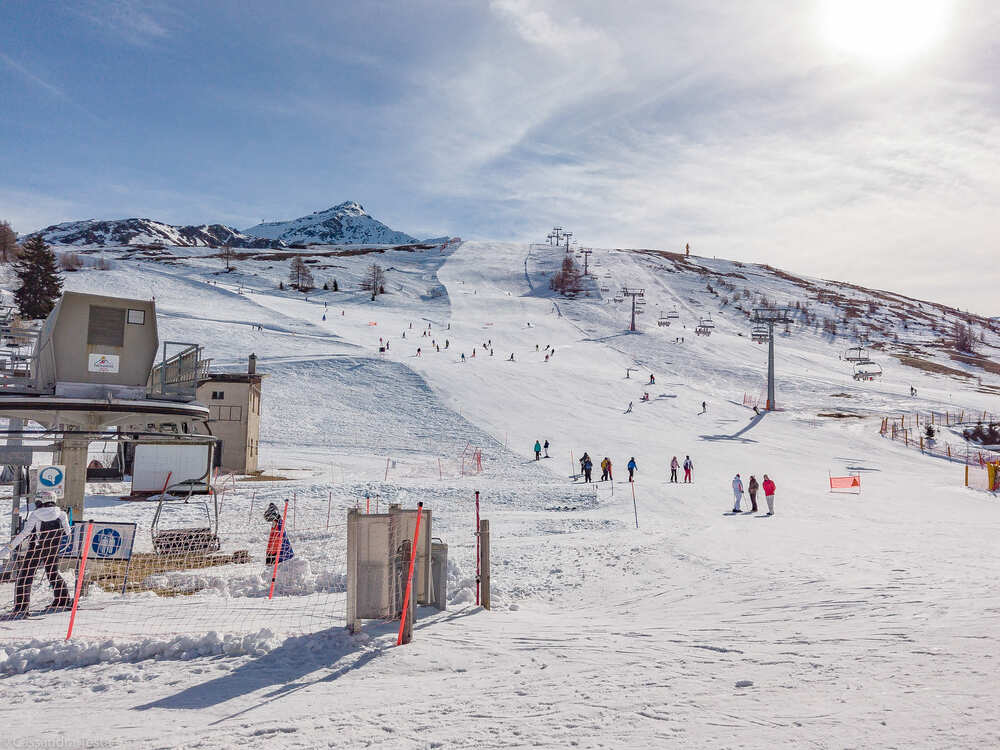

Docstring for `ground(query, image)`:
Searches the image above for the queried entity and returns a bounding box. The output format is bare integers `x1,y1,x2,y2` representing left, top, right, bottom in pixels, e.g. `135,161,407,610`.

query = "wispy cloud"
74,0,174,46
0,52,67,99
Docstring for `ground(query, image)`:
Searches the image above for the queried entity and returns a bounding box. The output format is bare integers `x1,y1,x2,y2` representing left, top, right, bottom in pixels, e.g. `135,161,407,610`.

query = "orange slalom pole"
397,502,424,646
66,522,95,640
268,500,289,600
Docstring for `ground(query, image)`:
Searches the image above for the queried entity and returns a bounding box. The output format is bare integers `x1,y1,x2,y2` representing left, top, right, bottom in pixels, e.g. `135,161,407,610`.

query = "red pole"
366,495,370,514
159,471,172,498
396,502,424,646
268,500,289,600
66,522,95,640
475,490,481,606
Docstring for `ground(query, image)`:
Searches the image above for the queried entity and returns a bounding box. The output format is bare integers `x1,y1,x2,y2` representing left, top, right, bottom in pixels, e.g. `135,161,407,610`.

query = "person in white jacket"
0,492,72,618
731,474,745,513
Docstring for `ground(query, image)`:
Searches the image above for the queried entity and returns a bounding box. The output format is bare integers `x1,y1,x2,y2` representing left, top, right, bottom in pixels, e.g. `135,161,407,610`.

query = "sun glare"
821,0,951,67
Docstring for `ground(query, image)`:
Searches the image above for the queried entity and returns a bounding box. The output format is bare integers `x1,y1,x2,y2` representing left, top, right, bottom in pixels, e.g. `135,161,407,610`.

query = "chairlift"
666,308,680,319
751,325,769,343
852,361,883,381
613,296,624,303
695,315,715,336
600,286,611,293
657,311,671,327
844,346,869,362
151,474,221,555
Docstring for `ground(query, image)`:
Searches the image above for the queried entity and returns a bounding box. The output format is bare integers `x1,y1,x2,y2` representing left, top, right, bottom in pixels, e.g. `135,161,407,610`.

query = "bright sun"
821,0,952,67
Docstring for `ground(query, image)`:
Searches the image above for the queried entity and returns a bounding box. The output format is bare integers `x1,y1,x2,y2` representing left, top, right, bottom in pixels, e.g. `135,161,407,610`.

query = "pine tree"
14,236,63,319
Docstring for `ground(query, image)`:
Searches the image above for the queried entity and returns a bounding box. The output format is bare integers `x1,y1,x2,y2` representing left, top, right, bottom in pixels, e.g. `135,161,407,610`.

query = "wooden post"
479,519,491,610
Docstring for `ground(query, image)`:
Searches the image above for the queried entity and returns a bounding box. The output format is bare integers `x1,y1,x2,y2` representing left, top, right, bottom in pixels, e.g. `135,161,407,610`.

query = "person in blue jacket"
627,457,638,482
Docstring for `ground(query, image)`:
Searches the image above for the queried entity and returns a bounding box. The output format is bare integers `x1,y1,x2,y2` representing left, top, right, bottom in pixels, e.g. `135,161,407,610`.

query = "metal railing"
148,342,210,402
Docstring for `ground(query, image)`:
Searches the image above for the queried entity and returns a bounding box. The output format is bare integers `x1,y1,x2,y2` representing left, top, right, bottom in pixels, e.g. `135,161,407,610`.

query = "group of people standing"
730,474,776,515
668,455,694,483
575,453,639,483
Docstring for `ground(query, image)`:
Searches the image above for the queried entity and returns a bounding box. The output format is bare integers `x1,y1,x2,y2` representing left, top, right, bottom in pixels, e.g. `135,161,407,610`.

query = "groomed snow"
1,239,998,748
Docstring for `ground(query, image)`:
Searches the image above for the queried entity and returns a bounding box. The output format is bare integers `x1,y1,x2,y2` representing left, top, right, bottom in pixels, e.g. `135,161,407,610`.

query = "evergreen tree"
14,236,63,319
0,220,19,263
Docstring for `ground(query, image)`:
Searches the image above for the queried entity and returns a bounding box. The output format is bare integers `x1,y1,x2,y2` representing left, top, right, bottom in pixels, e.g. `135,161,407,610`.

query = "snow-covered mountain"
25,218,280,249
242,201,417,245
25,202,420,248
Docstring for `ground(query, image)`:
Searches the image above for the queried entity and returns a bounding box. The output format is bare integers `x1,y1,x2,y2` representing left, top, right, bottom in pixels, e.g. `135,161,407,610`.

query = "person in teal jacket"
534,440,542,460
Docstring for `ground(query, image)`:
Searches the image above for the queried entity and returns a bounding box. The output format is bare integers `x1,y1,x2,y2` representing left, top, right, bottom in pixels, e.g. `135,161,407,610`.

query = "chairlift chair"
844,346,869,363
751,325,769,343
150,473,221,555
657,311,671,327
666,308,679,319
695,315,715,336
852,361,883,381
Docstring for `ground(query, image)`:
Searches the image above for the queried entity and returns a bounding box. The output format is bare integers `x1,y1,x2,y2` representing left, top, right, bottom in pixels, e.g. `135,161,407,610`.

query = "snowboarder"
748,475,759,512
670,456,679,483
0,492,71,618
543,439,549,458
762,475,776,516
683,455,693,483
731,474,745,513
583,456,593,483
627,457,637,482
534,440,542,461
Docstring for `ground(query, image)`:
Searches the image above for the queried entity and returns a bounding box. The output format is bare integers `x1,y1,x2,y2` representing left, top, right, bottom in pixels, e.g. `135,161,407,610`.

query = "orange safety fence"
829,473,862,494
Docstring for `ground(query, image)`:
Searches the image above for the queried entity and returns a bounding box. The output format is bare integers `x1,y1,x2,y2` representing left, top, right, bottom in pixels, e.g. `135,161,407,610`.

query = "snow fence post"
631,482,639,529
475,490,481,606
66,522,95,640
268,500,289,600
396,502,423,646
479,519,491,610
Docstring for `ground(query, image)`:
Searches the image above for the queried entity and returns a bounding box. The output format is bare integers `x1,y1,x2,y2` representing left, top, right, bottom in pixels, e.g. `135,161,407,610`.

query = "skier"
534,440,542,461
605,457,613,481
461,353,466,362
545,354,549,362
649,374,655,385
264,503,285,565
669,455,679,483
543,439,549,458
701,401,707,414
625,401,633,414
683,455,693,483
583,455,593,483
0,492,72,618
627,457,637,482
731,473,745,513
600,457,610,481
762,475,776,516
445,340,449,349
508,353,515,362
417,348,421,357
748,475,759,512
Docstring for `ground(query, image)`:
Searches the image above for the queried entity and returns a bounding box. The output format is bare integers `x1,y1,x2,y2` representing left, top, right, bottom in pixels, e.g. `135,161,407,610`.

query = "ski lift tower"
751,306,795,410
621,287,645,332
580,248,592,276
552,227,564,245
563,231,573,249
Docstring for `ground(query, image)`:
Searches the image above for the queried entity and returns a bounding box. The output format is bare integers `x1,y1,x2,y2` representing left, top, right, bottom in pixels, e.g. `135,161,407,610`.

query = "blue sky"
2,0,998,314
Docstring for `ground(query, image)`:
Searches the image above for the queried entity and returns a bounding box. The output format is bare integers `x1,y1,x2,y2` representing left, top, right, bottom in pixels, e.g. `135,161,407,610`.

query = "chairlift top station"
0,291,213,520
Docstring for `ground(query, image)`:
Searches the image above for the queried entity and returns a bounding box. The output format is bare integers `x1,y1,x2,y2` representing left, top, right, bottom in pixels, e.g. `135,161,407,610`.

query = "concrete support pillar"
57,434,89,521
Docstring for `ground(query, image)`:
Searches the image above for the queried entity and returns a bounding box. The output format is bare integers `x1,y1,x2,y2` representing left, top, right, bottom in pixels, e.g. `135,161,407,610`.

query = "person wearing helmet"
0,492,71,618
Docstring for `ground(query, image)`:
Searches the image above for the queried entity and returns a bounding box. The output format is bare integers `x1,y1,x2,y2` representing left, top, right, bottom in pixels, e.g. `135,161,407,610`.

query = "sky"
1,0,998,315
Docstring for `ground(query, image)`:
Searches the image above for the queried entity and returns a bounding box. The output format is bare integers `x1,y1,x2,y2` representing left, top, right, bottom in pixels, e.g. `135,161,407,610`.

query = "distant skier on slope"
669,456,679,483
731,474,745,513
683,455,693,483
583,456,593,483
627,457,637,482
762,475,776,516
748,475,759,513
534,440,542,461
600,457,610,481
625,401,633,414
543,439,550,457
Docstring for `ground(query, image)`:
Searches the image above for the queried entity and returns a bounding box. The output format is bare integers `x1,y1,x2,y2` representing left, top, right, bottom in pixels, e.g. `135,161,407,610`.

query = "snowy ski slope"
1,239,998,749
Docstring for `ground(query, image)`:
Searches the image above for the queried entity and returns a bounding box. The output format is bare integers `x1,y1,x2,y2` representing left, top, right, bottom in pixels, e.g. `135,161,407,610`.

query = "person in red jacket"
762,475,776,516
